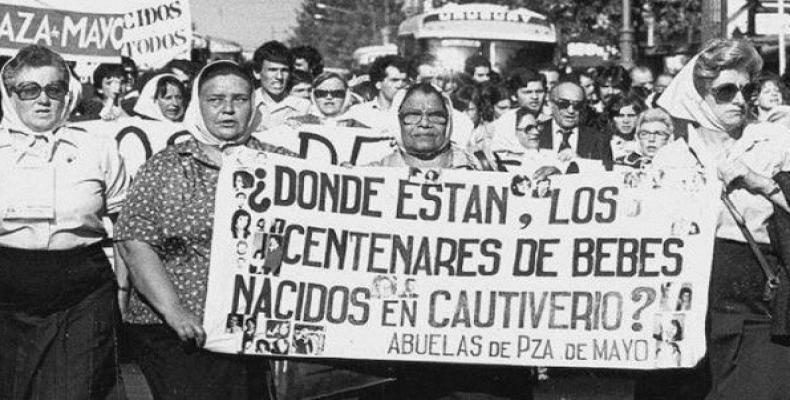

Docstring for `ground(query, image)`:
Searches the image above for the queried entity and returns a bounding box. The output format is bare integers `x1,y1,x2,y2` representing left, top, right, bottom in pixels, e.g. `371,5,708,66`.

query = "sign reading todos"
122,0,191,69
0,0,191,66
203,153,719,369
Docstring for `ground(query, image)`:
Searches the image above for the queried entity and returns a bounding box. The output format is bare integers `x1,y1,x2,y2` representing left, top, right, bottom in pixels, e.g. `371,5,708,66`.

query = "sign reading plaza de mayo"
203,149,718,370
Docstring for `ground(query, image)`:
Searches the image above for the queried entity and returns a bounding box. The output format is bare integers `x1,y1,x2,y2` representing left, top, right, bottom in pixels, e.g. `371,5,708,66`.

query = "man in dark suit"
538,81,613,171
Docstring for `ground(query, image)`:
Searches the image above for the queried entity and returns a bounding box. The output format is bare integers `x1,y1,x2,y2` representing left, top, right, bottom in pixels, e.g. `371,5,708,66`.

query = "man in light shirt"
252,41,310,131
347,55,408,130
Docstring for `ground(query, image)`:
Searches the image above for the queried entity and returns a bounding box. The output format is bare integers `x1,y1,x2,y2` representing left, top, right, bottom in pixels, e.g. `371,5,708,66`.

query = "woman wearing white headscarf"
133,73,186,122
116,60,293,400
369,82,537,400
654,39,790,399
0,45,128,399
288,71,369,127
370,81,482,169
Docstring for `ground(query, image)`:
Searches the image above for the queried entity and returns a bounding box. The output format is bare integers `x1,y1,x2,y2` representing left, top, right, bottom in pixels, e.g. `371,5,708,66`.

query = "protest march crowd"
3,32,790,400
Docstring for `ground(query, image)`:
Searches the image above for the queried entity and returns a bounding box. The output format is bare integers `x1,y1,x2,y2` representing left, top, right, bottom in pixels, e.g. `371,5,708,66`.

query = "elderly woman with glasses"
655,38,790,399
370,82,482,169
0,45,129,398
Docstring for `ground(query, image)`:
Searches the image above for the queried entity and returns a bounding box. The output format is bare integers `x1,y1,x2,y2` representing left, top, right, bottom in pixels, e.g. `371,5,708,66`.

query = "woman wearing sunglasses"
0,45,129,398
288,71,368,127
655,38,790,399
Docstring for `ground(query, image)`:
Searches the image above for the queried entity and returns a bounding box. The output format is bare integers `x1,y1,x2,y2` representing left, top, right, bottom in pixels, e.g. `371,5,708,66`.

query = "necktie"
559,129,572,151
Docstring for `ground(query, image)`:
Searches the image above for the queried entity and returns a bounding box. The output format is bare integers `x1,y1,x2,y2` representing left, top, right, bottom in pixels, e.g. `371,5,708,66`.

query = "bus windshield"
421,38,555,72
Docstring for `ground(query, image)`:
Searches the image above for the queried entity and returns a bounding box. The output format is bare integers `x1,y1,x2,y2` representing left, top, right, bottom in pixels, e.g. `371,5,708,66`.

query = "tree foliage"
289,0,703,67
289,0,403,69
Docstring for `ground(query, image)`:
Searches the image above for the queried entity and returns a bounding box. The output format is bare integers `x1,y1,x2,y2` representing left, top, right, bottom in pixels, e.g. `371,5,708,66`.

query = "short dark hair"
369,55,408,84
121,56,138,76
2,45,69,91
478,82,512,122
155,75,186,100
506,67,545,93
289,69,313,86
252,41,294,71
92,63,125,91
597,65,631,90
464,55,491,76
450,84,480,113
606,93,646,120
291,45,324,75
537,63,560,75
407,53,437,80
198,62,254,95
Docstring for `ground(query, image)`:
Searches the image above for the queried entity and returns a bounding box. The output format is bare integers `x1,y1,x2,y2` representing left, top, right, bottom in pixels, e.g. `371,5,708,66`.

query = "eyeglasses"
11,81,68,101
516,124,539,134
314,89,346,98
710,82,757,103
554,98,584,111
399,111,448,125
637,130,671,140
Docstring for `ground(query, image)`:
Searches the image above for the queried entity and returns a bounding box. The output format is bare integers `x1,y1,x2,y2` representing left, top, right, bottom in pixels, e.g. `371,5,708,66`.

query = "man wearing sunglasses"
537,81,612,171
252,41,310,131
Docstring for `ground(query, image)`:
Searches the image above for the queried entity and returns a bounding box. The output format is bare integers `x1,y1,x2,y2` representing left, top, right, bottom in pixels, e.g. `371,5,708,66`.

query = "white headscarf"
656,52,728,132
182,60,261,150
133,73,181,121
385,85,455,154
0,51,81,137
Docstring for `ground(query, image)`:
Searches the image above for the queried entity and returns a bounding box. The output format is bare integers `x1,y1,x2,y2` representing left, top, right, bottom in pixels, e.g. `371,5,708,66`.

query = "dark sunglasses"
11,81,68,101
314,89,346,99
710,82,757,103
554,98,584,111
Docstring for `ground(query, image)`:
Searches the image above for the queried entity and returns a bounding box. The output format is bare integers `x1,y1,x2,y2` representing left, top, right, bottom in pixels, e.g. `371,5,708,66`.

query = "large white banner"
253,124,396,166
203,152,719,370
0,0,191,66
74,117,189,177
0,0,125,62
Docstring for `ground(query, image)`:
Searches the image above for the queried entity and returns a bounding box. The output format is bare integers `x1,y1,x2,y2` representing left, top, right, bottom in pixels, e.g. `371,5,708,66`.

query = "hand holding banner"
204,152,718,370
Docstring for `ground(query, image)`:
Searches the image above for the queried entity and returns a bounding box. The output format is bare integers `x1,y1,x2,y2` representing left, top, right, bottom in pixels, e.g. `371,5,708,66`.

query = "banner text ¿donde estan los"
204,152,718,370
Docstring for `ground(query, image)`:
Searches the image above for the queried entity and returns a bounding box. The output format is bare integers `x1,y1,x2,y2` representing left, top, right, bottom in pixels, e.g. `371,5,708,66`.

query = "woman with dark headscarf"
0,44,128,399
655,39,790,399
116,61,295,399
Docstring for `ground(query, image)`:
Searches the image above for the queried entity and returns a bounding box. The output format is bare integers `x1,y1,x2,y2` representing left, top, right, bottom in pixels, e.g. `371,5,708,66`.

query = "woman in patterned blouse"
115,60,293,400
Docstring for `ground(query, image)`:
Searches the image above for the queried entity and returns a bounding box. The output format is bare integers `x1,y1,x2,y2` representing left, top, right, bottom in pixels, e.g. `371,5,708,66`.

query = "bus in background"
397,2,557,74
352,44,398,72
